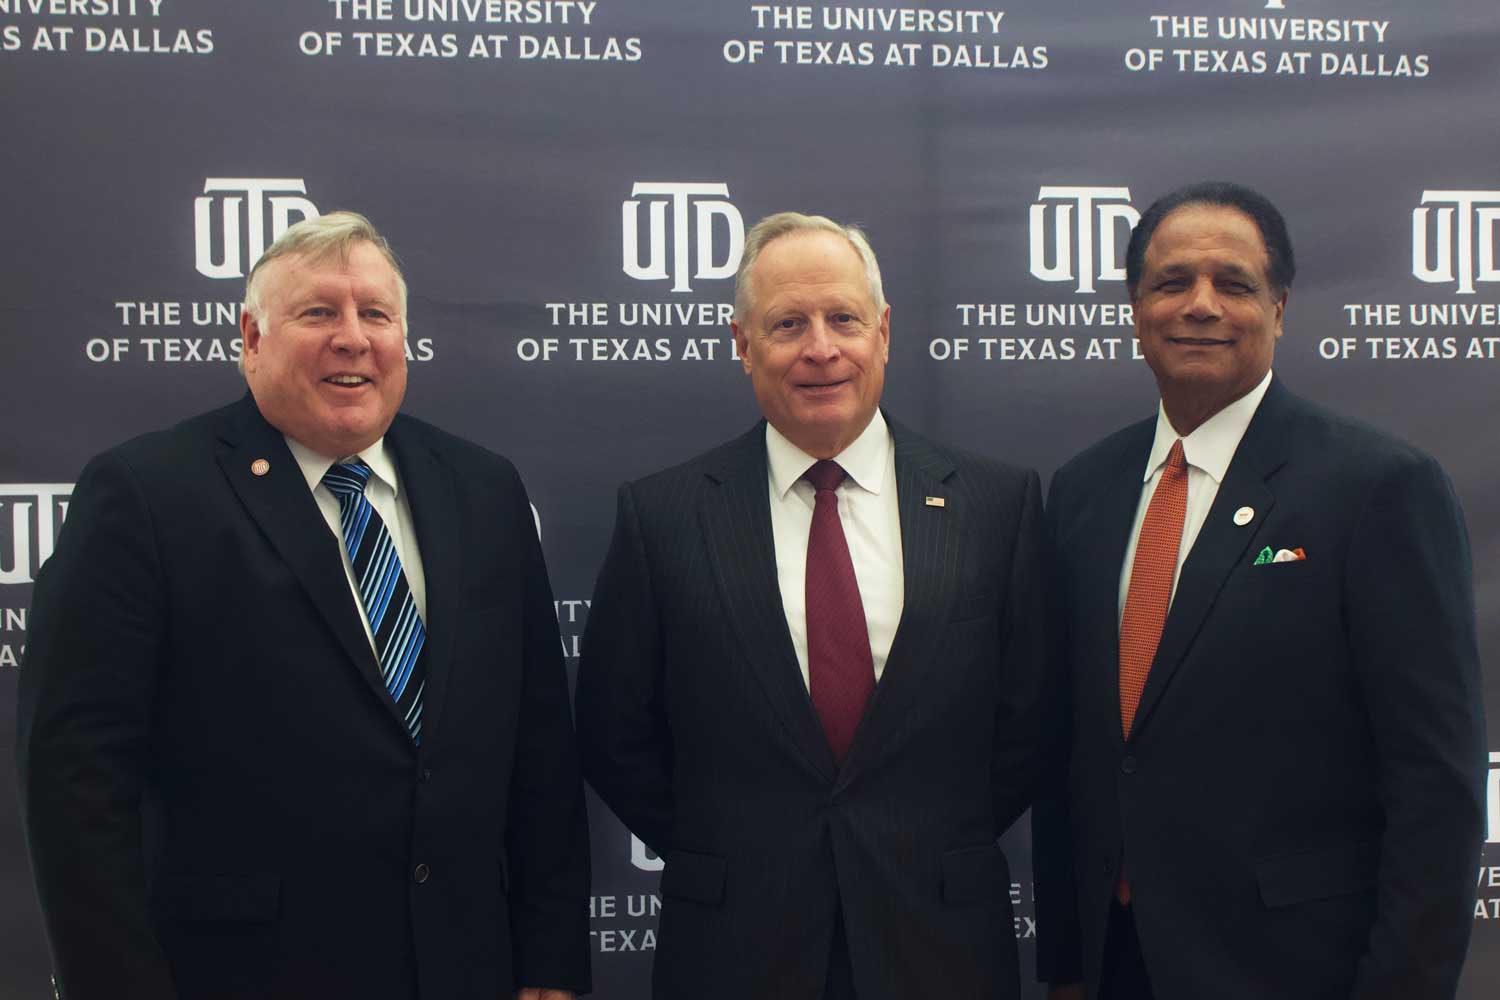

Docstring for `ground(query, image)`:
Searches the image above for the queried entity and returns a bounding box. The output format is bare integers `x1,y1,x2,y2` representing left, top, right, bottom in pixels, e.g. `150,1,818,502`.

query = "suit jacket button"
413,863,430,884
1104,857,1115,875
1120,755,1138,775
419,767,432,783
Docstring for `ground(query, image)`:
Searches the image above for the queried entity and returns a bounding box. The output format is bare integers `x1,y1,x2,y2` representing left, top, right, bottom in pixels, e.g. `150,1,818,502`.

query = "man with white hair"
18,211,590,1000
577,211,1046,999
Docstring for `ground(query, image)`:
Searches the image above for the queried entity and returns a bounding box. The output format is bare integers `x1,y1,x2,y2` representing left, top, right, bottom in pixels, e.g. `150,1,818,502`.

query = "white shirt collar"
1144,369,1273,485
285,435,400,498
766,411,892,500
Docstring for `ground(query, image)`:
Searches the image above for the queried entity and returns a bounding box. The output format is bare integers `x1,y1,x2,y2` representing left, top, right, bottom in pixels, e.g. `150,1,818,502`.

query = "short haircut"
1125,181,1296,300
242,210,408,329
733,211,886,324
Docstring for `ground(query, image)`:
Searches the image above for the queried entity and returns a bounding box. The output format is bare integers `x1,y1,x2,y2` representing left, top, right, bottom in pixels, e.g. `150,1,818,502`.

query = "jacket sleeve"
1345,452,1485,1000
16,451,178,1000
990,468,1049,835
504,468,593,995
574,481,675,855
1031,465,1084,985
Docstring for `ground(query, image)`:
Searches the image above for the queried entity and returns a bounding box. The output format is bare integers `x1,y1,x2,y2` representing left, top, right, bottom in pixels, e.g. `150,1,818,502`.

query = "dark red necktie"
803,460,875,763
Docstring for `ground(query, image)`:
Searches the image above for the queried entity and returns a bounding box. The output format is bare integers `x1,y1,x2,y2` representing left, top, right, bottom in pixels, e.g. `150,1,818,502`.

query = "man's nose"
1183,278,1223,321
801,317,839,360
329,309,371,351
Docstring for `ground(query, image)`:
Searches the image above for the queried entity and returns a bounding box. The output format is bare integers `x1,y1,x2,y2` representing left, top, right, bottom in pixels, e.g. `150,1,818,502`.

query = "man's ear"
731,320,752,374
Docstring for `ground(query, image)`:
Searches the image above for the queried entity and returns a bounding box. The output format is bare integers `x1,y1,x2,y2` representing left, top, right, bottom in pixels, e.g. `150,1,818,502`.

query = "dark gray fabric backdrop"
2,1,1497,996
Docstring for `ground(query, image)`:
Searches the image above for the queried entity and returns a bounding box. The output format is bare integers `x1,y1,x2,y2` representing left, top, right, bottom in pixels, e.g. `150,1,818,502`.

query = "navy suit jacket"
17,394,590,1000
1033,378,1485,1000
576,416,1047,1000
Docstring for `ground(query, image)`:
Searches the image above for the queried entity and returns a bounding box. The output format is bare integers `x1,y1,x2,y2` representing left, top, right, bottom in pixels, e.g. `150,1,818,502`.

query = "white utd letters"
1412,190,1500,296
622,182,744,293
1029,186,1139,294
1488,752,1500,845
631,835,664,872
0,485,72,586
195,179,320,279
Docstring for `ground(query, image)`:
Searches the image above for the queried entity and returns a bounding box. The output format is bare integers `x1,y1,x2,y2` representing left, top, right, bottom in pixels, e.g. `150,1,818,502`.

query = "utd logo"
631,834,664,872
1028,186,1139,294
1412,190,1500,295
194,178,320,279
622,182,744,293
1488,751,1500,845
0,485,73,586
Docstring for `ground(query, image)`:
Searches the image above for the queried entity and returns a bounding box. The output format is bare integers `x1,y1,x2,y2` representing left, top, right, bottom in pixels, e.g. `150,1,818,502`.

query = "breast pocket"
949,591,998,625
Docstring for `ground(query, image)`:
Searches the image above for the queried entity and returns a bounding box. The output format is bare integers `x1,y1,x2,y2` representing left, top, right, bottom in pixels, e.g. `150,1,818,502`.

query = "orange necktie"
1116,440,1188,905
1118,440,1188,739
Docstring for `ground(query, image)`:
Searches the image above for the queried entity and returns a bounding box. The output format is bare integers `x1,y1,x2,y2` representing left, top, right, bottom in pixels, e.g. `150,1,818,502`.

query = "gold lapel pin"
251,459,271,477
1233,506,1254,526
925,496,946,508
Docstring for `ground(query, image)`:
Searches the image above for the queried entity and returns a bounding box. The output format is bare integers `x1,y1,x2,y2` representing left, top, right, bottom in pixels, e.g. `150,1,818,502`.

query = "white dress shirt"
286,435,428,653
766,412,904,689
1118,369,1273,622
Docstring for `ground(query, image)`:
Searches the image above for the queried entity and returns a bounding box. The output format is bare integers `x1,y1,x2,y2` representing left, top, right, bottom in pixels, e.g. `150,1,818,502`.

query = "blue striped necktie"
322,460,426,744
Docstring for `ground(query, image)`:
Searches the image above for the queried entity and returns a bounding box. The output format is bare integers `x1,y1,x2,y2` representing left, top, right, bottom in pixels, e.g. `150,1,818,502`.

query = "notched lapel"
840,426,956,779
1132,390,1292,737
387,423,463,751
698,430,836,781
1069,433,1153,731
214,397,406,733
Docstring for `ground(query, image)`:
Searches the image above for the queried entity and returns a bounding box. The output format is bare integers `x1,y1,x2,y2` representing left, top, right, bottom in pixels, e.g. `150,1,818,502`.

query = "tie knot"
322,460,373,498
804,460,846,494
1164,439,1187,473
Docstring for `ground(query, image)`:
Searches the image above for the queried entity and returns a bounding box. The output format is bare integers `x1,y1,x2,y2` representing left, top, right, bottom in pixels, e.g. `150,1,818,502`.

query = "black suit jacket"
575,416,1046,1000
17,395,590,1000
1033,379,1485,1000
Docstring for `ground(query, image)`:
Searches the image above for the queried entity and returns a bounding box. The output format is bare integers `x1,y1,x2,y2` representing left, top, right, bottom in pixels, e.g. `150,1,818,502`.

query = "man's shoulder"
621,425,763,498
89,398,244,477
1277,390,1437,475
388,411,517,472
889,419,1036,491
1053,416,1155,489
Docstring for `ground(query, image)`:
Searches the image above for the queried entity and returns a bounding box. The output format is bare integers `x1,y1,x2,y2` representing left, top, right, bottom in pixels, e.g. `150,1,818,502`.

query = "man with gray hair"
577,211,1046,999
18,211,591,1000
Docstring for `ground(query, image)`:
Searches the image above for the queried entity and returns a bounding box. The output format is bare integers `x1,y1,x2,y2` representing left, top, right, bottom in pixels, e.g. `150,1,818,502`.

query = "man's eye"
833,313,854,324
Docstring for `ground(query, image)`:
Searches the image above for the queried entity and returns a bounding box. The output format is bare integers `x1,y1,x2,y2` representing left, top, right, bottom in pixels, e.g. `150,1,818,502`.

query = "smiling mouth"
324,375,370,386
1169,337,1232,346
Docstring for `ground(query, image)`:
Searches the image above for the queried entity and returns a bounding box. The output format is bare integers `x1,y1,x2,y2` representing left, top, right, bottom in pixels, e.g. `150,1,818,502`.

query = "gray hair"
242,210,408,330
733,212,886,324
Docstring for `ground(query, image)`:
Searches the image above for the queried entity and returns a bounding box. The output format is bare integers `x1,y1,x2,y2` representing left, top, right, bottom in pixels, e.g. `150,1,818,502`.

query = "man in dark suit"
576,212,1046,999
17,212,590,1000
1033,181,1485,1000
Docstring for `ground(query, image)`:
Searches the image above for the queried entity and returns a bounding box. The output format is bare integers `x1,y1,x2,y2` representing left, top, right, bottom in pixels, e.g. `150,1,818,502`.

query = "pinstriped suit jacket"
576,414,1046,1000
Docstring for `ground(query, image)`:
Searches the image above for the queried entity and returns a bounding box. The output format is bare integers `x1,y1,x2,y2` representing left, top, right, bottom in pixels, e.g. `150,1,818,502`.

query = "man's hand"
516,990,575,1000
1048,984,1086,1000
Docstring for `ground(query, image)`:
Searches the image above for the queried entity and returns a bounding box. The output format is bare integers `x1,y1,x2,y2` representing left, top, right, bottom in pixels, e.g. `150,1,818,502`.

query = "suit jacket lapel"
1131,381,1292,737
215,395,407,733
1070,421,1157,742
840,419,956,778
386,417,463,750
698,424,837,782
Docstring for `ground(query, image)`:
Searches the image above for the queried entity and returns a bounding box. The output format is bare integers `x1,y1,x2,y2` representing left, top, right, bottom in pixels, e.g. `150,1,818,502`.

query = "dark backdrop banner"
2,1,1497,996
